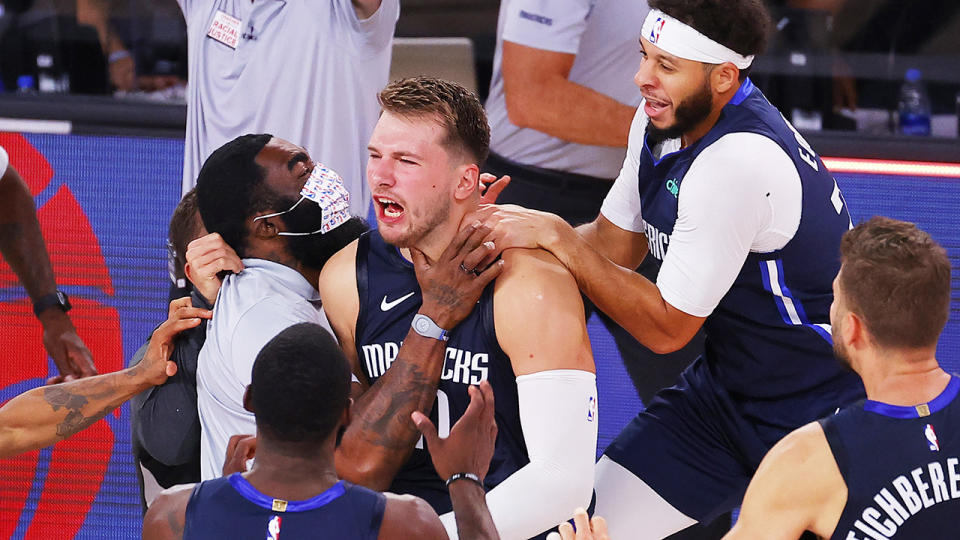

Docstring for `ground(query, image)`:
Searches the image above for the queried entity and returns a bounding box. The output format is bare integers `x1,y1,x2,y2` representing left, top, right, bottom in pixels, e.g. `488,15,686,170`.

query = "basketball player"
475,0,865,536
320,77,598,539
143,322,500,539
183,78,598,539
726,217,959,539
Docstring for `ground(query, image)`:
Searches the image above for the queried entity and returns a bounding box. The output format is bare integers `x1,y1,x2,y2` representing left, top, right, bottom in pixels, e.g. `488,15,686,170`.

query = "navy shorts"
602,356,859,523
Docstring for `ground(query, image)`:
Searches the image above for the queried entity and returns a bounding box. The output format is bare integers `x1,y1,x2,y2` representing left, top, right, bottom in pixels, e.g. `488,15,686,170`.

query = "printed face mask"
253,164,351,236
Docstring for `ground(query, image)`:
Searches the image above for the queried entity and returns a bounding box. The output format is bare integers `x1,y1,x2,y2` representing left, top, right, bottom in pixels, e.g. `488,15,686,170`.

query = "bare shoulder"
142,483,195,540
318,239,360,325
319,238,360,292
735,421,846,538
377,493,445,540
498,247,570,280
494,248,593,375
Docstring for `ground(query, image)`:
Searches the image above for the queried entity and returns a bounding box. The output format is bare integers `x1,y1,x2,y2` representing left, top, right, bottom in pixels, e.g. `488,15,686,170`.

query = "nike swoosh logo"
381,292,415,311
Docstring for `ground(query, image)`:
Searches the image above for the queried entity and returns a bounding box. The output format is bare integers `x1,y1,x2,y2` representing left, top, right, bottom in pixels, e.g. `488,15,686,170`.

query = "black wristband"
33,290,71,318
445,472,483,488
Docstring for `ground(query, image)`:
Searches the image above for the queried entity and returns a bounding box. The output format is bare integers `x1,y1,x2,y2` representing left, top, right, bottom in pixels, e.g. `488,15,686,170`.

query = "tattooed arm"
328,223,503,491
0,298,210,459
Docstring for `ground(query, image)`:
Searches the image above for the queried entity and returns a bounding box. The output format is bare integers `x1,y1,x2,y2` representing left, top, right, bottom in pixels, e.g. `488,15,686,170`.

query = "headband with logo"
641,9,754,69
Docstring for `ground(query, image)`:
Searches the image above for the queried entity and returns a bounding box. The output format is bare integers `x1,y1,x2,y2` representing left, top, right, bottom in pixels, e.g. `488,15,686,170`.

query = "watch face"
415,317,430,333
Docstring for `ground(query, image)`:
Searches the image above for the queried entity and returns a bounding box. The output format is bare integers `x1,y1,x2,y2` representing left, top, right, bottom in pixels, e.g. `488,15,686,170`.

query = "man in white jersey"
479,0,864,536
177,0,398,216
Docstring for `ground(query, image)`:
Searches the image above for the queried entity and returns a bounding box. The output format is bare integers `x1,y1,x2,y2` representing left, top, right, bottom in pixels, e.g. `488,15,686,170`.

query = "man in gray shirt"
178,0,398,217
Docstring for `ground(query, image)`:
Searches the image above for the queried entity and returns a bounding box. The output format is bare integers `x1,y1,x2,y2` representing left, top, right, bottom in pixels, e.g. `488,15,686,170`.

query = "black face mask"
273,196,333,270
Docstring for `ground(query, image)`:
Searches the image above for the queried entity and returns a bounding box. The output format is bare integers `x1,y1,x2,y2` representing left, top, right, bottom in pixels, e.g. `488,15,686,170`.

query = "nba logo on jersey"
650,17,666,43
587,395,598,422
266,515,282,540
924,424,940,452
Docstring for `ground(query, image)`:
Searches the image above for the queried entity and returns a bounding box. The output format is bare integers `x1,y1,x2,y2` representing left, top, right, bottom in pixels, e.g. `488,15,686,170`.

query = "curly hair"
378,77,490,165
649,0,771,57
250,323,352,445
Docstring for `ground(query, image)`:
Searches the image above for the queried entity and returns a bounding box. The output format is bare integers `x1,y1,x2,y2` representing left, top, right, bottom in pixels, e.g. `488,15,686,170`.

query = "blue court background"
0,132,956,538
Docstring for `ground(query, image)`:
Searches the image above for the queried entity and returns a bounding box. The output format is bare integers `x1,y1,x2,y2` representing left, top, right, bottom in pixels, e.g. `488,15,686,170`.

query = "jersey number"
415,389,450,449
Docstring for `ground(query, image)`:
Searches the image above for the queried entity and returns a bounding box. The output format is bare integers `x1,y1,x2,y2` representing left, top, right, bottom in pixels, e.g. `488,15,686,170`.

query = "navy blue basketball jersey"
821,375,960,539
355,230,529,514
636,78,862,424
183,475,385,539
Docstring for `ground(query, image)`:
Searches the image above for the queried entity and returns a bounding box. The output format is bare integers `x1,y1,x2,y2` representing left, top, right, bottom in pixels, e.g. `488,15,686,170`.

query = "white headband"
641,9,754,69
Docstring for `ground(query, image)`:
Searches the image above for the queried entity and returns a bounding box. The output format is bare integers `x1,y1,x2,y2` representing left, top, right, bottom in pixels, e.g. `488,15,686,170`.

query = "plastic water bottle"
16,75,37,94
897,69,932,136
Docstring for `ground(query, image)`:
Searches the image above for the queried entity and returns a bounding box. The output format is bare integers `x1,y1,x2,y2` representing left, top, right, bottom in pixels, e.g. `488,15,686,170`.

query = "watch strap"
411,313,449,341
33,290,71,317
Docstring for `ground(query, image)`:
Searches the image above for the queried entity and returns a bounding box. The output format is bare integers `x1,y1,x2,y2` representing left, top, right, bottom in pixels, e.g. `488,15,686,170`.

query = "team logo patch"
587,395,598,422
266,515,282,539
666,178,679,198
649,17,666,43
925,424,940,452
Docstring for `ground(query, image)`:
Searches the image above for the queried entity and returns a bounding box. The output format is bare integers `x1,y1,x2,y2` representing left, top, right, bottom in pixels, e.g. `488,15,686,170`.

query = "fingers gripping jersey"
354,231,528,514
821,376,960,539
184,475,385,539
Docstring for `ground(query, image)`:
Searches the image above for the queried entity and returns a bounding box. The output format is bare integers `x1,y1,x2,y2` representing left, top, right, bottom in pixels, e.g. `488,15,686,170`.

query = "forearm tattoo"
43,382,118,438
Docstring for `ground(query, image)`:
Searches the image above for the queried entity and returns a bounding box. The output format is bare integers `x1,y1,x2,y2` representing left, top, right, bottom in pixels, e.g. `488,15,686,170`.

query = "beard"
278,196,367,270
647,80,714,144
832,320,854,372
383,195,451,249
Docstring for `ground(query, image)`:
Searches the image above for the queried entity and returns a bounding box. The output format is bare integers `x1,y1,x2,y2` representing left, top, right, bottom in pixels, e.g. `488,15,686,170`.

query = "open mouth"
375,196,405,220
643,96,671,118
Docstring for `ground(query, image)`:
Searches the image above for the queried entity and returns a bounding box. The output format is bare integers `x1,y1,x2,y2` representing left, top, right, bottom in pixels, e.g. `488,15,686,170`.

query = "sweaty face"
635,40,716,142
367,111,457,248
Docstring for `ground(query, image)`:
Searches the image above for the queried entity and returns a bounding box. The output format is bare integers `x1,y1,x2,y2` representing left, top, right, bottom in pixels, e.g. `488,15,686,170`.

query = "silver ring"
459,262,472,274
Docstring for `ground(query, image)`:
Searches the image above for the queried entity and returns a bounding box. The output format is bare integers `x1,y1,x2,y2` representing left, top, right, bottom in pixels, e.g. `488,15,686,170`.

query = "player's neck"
242,441,340,501
860,349,950,407
399,206,473,264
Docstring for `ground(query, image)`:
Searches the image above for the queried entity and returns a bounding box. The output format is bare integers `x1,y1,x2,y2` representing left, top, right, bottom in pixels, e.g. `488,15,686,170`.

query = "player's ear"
845,311,867,350
711,62,739,94
454,163,480,201
242,385,255,413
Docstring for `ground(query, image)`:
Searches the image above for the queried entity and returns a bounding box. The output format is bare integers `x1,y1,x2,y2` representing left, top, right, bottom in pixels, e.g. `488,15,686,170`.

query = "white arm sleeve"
600,105,648,232
440,369,598,540
656,133,802,317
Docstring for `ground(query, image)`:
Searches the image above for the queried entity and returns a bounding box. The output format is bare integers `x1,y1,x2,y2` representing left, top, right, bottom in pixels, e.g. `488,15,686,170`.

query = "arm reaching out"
414,381,499,540
0,151,97,383
0,298,211,458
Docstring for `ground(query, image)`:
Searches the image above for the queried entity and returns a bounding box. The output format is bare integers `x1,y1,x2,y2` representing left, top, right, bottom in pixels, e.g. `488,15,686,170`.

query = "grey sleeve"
130,324,205,467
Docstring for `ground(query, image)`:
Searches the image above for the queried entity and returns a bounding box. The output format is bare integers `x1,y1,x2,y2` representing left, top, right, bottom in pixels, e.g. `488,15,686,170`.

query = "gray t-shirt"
178,0,398,217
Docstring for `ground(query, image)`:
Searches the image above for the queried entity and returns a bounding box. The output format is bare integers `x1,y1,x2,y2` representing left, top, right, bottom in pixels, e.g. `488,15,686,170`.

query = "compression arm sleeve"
440,369,598,540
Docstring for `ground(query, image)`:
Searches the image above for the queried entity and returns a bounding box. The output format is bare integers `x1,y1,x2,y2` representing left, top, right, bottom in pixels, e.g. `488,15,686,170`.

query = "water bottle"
16,75,37,94
897,68,932,136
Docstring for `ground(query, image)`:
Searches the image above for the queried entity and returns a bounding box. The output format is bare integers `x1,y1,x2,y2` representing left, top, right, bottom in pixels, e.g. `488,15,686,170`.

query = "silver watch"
411,314,449,341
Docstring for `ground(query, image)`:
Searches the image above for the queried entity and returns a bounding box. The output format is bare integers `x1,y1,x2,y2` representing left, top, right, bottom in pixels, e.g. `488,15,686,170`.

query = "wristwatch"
33,290,72,318
411,314,449,342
